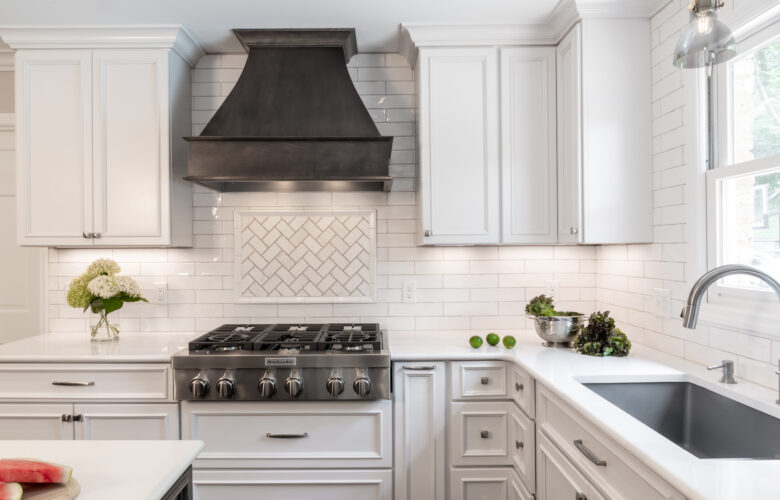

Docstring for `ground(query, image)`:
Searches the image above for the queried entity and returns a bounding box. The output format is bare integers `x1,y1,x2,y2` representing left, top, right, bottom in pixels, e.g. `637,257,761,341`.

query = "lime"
486,333,500,346
469,336,483,349
503,335,517,349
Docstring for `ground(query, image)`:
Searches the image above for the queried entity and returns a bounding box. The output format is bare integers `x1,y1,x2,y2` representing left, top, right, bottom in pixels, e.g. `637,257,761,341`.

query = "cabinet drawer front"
0,403,73,440
451,361,510,400
450,467,518,500
183,400,391,468
536,431,605,500
74,403,179,440
537,386,684,500
510,364,535,417
0,364,171,400
193,469,392,500
510,403,535,494
451,401,513,466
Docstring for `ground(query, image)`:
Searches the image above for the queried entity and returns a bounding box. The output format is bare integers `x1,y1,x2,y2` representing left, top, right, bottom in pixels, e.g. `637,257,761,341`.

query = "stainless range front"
172,323,390,401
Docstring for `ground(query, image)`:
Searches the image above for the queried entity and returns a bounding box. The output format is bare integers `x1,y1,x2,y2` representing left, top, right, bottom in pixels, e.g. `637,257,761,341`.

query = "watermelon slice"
0,483,21,500
0,459,72,484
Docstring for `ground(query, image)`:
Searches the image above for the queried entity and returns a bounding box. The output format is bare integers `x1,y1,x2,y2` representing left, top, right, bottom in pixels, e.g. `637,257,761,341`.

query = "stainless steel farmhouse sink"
583,381,780,459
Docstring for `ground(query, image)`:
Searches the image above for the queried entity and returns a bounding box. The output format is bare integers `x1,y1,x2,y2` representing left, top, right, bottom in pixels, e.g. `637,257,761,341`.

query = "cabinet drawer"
451,361,510,400
537,386,684,500
536,431,605,500
510,364,535,418
182,400,392,468
450,467,524,500
451,401,516,466
193,469,392,500
0,364,171,400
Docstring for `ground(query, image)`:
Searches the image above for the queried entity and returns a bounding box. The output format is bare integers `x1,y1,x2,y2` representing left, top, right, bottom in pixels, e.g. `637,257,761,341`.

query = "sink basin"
584,381,780,459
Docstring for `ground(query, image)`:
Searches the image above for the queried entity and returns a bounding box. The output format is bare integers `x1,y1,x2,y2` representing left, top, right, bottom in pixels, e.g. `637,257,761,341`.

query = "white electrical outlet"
152,280,168,304
653,288,671,317
402,281,417,303
546,279,560,299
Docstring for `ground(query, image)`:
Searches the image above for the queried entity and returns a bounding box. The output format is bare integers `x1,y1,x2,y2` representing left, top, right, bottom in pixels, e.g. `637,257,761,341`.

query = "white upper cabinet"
556,21,653,244
4,27,202,247
501,47,557,244
417,47,500,245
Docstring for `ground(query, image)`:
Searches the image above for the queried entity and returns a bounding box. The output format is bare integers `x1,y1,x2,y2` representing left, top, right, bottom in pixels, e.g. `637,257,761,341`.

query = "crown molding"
401,0,661,65
0,114,14,132
0,25,205,67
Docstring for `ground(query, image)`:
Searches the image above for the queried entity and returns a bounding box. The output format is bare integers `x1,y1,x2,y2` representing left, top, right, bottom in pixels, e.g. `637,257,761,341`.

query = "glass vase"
89,310,120,342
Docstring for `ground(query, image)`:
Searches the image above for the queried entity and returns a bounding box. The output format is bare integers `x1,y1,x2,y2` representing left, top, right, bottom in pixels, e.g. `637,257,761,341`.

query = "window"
710,20,780,301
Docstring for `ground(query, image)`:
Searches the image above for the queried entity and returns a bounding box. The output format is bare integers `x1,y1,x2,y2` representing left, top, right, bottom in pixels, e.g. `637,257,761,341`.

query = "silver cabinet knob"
424,230,431,237
285,377,303,398
61,414,72,422
258,377,277,398
481,376,490,385
326,376,345,396
82,232,91,239
515,382,523,391
353,377,371,397
216,378,235,399
91,232,101,239
189,378,209,398
480,430,489,439
570,227,579,235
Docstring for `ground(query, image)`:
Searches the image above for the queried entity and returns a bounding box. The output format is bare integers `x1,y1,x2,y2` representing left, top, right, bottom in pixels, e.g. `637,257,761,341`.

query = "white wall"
597,0,780,389
48,52,597,341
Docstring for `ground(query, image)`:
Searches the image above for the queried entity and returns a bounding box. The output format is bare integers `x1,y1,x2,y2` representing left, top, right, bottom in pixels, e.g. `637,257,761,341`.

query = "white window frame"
707,17,780,307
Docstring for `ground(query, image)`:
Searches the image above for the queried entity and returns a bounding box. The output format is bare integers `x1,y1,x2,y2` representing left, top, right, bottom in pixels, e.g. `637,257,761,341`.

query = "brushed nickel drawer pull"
402,365,435,371
266,432,309,439
72,414,83,422
515,382,523,391
52,381,95,387
480,430,489,439
574,439,606,466
480,376,490,385
515,440,523,450
61,414,72,422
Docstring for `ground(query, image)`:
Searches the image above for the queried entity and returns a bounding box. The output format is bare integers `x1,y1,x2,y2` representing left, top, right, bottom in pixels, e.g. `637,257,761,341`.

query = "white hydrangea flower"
114,275,141,297
87,275,120,299
86,258,121,277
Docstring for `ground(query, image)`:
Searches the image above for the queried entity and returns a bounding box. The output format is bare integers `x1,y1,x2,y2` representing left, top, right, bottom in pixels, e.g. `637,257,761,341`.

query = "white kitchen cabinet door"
450,468,520,500
193,468,392,500
15,50,94,246
418,47,500,245
393,362,446,500
0,403,73,440
536,431,605,500
500,47,557,244
92,50,170,245
73,403,179,440
510,403,535,494
450,401,513,467
556,24,583,244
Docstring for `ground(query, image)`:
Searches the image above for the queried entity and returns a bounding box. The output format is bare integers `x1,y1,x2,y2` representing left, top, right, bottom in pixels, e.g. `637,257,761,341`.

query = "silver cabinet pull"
424,230,431,237
52,381,95,387
265,432,309,439
480,430,489,439
515,440,524,450
515,382,523,391
82,232,91,239
480,376,490,385
570,227,579,235
402,365,435,371
61,414,72,422
574,439,606,466
91,232,101,239
72,414,83,422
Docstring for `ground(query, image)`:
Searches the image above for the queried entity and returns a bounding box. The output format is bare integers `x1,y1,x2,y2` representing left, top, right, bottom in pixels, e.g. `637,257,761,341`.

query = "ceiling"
0,0,562,53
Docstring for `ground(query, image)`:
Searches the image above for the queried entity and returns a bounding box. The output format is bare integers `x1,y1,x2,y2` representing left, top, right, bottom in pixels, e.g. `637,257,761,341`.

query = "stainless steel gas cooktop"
172,323,390,401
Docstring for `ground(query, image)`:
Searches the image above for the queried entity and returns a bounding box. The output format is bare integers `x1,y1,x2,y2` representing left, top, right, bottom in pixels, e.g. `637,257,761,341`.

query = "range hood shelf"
184,28,393,192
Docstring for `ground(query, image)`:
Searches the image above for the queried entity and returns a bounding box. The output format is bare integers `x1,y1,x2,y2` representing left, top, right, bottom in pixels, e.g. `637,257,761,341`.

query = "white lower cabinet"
0,402,179,440
537,431,605,500
450,467,529,500
451,401,514,466
192,469,392,500
393,362,446,500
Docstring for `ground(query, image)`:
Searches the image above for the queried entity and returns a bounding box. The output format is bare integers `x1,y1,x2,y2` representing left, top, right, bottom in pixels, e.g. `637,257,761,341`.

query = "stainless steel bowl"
528,315,584,346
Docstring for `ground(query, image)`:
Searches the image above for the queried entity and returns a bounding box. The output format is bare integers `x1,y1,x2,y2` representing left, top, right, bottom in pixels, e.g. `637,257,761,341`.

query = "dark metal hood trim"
184,29,393,192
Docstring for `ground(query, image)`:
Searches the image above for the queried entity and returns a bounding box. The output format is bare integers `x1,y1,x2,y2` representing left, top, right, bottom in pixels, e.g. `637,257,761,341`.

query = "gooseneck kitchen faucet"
681,264,780,329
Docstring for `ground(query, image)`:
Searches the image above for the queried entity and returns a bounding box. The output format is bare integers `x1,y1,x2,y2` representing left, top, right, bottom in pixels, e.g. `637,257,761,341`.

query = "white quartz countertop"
0,333,195,363
0,440,203,500
389,334,780,500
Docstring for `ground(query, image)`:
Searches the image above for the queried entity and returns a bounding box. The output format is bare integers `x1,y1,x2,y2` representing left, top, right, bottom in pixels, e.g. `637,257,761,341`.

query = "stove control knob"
353,376,371,397
285,377,303,398
217,378,235,399
258,377,277,398
189,378,209,399
326,377,345,396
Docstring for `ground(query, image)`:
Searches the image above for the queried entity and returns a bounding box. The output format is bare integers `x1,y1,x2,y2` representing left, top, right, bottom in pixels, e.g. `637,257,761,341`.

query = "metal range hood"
184,29,393,192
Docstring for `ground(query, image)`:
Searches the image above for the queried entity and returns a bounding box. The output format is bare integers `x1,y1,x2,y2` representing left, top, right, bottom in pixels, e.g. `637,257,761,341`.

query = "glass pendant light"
673,0,736,68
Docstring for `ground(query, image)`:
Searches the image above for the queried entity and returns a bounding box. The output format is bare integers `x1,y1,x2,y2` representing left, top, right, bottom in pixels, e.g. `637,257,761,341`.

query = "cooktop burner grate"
188,324,271,351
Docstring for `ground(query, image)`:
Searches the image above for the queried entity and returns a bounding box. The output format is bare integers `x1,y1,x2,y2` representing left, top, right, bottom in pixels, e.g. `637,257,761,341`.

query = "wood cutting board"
20,478,80,500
